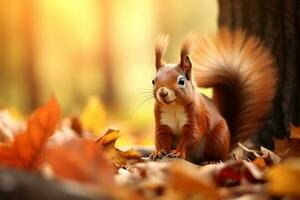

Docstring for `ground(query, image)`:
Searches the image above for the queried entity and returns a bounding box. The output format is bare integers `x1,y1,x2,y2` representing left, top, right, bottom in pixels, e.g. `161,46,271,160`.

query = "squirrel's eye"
152,79,155,85
177,75,185,87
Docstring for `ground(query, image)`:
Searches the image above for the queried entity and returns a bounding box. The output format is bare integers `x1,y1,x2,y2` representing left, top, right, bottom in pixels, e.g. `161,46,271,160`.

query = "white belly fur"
160,105,188,134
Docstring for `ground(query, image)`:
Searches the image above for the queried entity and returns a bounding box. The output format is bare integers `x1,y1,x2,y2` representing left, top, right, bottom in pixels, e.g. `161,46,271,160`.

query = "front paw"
149,149,168,160
167,150,184,159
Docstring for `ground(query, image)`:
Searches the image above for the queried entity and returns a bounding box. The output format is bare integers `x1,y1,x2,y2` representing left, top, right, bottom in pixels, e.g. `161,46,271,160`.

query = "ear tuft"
155,34,169,70
180,34,195,80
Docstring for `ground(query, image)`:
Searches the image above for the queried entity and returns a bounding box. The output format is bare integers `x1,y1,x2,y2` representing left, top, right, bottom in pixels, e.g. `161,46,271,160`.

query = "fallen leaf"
45,138,114,186
272,124,300,159
230,141,261,161
267,158,300,197
260,146,281,165
253,157,267,170
0,96,61,170
215,161,242,186
164,161,220,200
80,96,106,135
115,161,170,199
97,129,120,146
274,138,300,158
290,123,300,139
215,160,264,187
70,116,83,136
96,129,143,166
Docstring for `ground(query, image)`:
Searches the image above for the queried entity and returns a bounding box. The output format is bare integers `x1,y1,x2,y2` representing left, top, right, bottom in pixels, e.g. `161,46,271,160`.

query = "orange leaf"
45,138,114,186
166,162,220,200
253,157,267,170
96,129,142,166
274,138,300,158
290,123,300,139
0,96,61,170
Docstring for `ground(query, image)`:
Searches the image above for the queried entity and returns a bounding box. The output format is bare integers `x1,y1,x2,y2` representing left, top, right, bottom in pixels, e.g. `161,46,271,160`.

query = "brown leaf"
274,138,300,158
231,142,260,161
0,96,61,170
260,146,281,165
273,123,300,159
45,138,115,186
70,116,83,137
96,129,143,166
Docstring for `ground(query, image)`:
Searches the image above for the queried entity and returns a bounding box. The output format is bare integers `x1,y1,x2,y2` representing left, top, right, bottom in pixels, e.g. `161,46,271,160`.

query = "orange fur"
150,28,277,163
192,28,277,148
155,34,169,70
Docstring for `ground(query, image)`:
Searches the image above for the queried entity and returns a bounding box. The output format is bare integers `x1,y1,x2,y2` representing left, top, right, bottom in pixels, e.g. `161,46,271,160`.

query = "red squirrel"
149,28,277,163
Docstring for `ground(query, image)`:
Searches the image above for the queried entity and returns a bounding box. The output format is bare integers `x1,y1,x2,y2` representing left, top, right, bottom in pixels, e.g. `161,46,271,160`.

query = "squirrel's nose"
159,89,168,98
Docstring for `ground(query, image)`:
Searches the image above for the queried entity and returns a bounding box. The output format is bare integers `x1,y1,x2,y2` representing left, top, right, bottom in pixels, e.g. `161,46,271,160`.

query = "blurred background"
0,0,217,146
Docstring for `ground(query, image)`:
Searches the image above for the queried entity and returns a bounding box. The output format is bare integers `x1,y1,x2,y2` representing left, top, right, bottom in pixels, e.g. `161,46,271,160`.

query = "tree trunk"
22,1,39,111
218,0,300,149
99,0,116,110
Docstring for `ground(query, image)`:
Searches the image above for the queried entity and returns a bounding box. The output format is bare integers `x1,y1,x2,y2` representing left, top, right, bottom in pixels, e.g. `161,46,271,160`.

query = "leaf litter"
0,96,299,200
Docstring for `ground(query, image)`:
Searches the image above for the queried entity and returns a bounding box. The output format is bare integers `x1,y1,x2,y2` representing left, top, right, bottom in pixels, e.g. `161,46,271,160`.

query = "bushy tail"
191,28,277,148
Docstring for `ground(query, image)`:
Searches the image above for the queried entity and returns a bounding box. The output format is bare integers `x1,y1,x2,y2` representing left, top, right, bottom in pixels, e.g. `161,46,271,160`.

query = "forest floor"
0,97,300,200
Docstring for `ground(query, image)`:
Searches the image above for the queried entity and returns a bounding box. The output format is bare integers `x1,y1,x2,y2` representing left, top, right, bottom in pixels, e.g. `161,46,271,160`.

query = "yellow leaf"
97,129,120,146
80,96,106,135
267,158,300,196
96,129,142,166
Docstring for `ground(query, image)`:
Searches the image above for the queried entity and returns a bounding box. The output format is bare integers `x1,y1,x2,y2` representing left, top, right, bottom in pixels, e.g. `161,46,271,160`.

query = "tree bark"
218,0,300,149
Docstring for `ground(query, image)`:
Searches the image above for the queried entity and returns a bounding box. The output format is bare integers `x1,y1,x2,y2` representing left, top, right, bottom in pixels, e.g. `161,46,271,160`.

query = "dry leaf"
70,116,83,136
164,161,220,200
260,146,281,165
267,158,300,197
45,138,114,186
80,96,106,135
215,160,264,187
0,96,61,170
253,157,267,170
273,123,300,159
115,161,170,199
290,123,300,139
230,141,263,162
96,129,142,166
274,138,300,158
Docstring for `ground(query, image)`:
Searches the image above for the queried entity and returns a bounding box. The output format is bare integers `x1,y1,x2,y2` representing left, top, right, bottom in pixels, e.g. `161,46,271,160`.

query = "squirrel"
149,28,277,163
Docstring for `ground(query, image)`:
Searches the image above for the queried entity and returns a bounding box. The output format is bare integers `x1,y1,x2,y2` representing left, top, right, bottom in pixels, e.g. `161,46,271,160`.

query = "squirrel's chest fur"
160,105,188,134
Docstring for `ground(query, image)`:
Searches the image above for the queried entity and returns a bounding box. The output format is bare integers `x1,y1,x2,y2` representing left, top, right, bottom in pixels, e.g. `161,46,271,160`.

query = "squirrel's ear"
180,35,194,80
155,35,169,70
180,55,192,80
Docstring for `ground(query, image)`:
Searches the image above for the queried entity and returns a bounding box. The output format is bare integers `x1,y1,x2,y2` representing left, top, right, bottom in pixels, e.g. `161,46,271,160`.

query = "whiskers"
129,88,155,116
130,88,154,95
